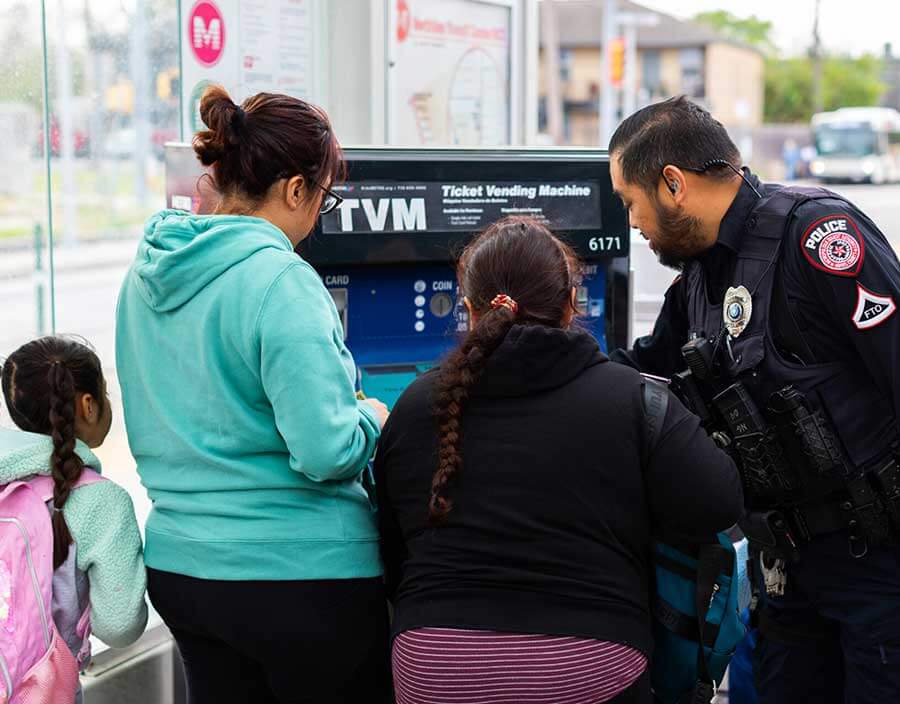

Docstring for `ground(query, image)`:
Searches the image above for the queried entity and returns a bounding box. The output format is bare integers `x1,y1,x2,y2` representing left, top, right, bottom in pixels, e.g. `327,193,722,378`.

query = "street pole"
617,11,658,119
622,22,637,118
812,0,824,114
541,0,563,144
600,0,618,147
34,224,46,336
55,0,78,246
130,0,150,206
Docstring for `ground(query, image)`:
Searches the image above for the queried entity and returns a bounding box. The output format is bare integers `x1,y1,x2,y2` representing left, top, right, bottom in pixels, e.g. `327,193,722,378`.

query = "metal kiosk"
165,146,630,407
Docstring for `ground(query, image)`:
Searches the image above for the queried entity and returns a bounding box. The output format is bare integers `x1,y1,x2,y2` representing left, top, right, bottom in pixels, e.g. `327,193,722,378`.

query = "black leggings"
148,568,391,704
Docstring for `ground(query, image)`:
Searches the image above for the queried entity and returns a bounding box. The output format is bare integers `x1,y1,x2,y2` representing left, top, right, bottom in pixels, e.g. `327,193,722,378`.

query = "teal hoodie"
116,210,382,581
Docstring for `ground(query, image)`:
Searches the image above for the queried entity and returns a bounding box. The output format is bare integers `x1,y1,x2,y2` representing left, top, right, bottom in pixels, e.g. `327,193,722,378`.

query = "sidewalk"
0,237,139,281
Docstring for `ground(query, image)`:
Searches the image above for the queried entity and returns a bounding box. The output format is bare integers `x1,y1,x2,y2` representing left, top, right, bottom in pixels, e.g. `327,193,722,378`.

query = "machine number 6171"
588,236,622,252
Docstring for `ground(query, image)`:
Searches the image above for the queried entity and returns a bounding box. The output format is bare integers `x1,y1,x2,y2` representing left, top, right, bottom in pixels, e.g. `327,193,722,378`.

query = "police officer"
609,96,900,703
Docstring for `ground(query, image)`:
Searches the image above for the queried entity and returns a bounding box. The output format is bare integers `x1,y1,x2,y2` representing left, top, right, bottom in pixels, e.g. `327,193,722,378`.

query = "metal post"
55,0,78,246
600,0,618,147
623,22,637,119
131,0,149,205
34,224,46,336
39,0,57,334
617,12,658,121
812,0,824,114
541,0,564,144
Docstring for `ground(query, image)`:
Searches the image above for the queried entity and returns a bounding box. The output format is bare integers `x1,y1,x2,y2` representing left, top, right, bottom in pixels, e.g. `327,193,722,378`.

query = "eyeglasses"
316,182,344,215
275,171,344,215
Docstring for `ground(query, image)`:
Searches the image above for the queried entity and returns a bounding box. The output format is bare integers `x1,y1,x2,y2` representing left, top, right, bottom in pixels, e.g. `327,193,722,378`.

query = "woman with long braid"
1,336,147,704
375,216,744,704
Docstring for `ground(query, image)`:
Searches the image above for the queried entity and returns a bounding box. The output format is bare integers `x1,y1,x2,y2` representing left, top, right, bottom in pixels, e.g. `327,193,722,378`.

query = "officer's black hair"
609,96,741,195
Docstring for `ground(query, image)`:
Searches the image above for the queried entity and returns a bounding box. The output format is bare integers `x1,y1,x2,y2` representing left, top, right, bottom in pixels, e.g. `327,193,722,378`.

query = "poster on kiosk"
165,146,630,408
388,0,517,145
178,0,321,139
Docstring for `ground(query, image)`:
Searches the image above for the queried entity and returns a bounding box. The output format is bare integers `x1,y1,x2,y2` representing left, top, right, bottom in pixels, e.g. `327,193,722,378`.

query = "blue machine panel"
320,262,608,408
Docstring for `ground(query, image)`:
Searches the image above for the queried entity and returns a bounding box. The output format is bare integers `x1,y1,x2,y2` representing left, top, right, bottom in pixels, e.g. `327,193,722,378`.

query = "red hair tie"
490,294,518,314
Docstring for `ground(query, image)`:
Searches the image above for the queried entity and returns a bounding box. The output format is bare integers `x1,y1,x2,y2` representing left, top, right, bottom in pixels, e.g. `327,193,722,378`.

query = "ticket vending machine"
165,146,630,407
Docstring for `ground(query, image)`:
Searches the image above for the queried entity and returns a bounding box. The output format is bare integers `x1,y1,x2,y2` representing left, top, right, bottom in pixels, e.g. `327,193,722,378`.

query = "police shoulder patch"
852,283,896,330
800,213,865,277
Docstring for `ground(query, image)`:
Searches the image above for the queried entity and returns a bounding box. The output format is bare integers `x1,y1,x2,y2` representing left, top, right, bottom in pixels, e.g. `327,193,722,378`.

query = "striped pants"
393,628,648,704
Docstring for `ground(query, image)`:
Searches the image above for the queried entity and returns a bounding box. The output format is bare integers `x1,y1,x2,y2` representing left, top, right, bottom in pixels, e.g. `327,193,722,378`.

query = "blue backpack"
642,378,748,704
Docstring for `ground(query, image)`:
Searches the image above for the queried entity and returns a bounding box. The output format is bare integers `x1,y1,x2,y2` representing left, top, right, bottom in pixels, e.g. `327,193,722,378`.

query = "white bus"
810,107,900,184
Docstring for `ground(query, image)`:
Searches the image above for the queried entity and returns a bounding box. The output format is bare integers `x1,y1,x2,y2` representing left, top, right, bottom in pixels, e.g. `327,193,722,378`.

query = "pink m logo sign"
189,1,226,67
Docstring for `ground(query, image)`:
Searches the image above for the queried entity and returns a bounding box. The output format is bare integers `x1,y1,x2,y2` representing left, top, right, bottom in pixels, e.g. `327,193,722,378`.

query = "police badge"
723,285,753,338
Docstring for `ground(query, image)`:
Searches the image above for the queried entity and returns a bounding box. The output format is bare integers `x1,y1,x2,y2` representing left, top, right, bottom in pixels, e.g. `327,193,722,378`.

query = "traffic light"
608,38,625,87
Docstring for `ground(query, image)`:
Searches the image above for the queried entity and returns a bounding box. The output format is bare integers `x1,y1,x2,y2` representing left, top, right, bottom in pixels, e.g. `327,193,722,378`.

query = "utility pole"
600,0,618,147
130,0,150,206
617,11,659,119
541,0,563,144
812,0,824,114
55,0,78,246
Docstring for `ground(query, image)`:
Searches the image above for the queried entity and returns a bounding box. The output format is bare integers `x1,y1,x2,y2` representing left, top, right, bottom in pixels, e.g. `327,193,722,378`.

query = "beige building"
540,0,765,145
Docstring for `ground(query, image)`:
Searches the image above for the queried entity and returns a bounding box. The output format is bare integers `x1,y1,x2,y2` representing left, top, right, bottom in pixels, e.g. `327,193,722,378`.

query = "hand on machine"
356,389,390,429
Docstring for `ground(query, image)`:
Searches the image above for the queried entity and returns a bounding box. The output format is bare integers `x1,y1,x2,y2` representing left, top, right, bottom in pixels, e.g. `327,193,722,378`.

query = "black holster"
738,510,800,561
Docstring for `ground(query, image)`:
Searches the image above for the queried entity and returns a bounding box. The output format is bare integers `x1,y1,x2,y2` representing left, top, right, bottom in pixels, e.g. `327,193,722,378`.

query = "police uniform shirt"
612,172,900,425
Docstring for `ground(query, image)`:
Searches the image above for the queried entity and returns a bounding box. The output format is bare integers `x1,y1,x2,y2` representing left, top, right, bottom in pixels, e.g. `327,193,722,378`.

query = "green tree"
0,1,86,111
693,10,775,52
821,55,885,112
694,10,886,123
764,55,885,123
764,57,813,123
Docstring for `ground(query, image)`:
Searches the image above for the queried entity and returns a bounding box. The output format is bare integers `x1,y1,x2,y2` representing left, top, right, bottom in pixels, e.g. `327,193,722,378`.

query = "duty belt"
739,455,900,559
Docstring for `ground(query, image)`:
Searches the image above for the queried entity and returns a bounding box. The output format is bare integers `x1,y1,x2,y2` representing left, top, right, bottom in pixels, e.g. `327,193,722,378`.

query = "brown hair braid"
429,216,581,523
1,337,104,569
47,362,84,568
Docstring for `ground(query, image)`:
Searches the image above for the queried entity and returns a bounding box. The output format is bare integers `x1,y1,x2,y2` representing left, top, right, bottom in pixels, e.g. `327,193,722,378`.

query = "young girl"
0,336,147,704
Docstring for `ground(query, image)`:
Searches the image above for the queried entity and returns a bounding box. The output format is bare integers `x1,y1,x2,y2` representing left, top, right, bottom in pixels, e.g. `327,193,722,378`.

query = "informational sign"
179,0,316,138
388,0,512,146
322,180,602,234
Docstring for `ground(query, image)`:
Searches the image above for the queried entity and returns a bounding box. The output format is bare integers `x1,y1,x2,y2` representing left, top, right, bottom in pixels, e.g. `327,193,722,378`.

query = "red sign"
397,0,411,43
189,1,226,67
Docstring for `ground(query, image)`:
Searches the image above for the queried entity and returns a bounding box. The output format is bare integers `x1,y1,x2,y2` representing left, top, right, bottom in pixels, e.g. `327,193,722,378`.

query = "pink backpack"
0,470,103,704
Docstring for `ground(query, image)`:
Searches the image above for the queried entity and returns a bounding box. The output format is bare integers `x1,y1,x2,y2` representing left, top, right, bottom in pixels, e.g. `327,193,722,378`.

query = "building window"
679,48,705,99
560,48,572,82
641,50,661,97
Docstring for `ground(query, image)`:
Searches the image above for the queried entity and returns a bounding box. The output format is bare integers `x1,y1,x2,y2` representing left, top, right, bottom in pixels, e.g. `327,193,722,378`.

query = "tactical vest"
683,186,899,509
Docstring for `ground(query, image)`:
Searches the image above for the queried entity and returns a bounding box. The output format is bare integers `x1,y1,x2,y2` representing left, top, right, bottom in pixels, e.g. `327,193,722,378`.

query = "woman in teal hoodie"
116,86,390,704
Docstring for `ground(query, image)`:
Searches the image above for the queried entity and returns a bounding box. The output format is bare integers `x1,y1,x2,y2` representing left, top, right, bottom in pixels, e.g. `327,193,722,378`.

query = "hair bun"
193,84,243,166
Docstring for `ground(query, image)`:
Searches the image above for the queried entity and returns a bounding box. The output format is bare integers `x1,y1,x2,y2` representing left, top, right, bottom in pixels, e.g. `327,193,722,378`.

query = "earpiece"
668,180,679,195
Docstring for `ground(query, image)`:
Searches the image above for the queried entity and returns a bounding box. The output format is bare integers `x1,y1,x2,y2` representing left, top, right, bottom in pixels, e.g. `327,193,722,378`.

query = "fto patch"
800,214,864,277
851,283,896,330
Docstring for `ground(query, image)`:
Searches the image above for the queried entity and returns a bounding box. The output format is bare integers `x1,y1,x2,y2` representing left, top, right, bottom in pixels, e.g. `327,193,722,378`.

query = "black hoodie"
374,324,743,655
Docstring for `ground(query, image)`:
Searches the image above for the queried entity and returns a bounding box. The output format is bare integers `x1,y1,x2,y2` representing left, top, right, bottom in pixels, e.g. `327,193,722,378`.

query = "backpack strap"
688,545,734,702
641,375,670,464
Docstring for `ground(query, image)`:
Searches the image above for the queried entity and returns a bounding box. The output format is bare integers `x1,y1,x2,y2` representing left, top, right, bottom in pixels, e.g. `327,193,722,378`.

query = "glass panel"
41,0,180,643
0,0,50,429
